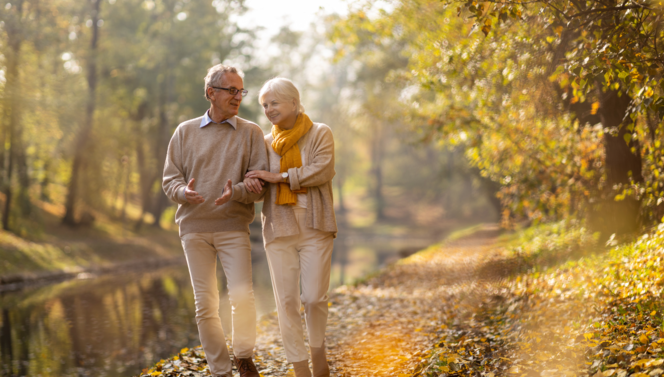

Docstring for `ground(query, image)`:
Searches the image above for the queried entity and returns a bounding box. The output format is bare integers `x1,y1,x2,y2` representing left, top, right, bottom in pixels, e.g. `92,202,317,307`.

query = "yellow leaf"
584,332,594,341
632,358,651,366
640,334,649,344
591,101,600,115
652,311,657,316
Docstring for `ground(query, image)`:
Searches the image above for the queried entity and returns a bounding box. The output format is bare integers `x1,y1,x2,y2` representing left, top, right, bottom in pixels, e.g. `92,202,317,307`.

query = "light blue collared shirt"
200,110,237,129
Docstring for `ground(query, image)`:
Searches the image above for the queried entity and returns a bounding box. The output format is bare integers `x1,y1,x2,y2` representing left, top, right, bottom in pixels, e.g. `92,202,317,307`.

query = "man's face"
209,72,244,118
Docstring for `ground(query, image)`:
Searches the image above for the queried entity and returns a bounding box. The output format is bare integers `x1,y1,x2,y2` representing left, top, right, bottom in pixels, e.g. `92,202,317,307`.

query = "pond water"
0,226,439,377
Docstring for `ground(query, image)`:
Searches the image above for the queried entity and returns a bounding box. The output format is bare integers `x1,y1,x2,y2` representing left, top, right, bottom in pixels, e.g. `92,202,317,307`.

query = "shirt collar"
200,110,237,129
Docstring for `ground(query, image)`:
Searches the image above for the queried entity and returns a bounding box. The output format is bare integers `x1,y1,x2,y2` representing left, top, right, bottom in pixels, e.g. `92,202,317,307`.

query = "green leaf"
624,133,632,145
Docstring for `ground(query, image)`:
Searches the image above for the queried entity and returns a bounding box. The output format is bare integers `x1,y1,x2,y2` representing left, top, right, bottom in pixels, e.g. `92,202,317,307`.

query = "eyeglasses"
211,86,248,97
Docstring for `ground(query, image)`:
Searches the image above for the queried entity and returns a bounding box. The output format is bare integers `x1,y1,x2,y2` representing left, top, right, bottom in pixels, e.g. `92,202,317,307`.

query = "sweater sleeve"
162,127,189,205
231,126,269,204
288,125,335,191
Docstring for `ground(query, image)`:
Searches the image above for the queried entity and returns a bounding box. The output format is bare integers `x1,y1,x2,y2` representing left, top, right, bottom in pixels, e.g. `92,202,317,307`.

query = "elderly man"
163,64,266,377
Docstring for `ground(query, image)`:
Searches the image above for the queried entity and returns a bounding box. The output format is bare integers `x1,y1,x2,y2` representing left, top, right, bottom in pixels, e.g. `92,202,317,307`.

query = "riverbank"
0,201,185,290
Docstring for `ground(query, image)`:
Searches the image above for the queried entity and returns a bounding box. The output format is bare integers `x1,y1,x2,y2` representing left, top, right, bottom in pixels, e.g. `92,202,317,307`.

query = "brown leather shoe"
234,356,260,377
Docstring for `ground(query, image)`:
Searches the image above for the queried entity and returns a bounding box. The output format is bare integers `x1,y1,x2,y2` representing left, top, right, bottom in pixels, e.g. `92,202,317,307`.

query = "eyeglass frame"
210,86,248,97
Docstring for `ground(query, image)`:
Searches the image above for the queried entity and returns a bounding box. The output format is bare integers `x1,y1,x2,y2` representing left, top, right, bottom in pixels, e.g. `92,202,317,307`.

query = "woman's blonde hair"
258,77,305,114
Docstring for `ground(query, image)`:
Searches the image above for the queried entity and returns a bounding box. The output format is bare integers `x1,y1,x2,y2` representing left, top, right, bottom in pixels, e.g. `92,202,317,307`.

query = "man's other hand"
215,179,233,206
185,178,205,204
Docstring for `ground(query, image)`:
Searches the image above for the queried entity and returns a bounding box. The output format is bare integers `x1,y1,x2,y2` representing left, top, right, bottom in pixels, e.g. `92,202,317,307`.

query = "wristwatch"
281,172,289,182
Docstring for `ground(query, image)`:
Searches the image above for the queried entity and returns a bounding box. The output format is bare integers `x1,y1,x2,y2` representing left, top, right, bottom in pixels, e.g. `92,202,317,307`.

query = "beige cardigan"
261,122,338,245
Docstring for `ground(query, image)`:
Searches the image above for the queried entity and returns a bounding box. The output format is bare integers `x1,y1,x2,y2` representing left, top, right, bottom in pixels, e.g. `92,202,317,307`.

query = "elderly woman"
244,78,337,377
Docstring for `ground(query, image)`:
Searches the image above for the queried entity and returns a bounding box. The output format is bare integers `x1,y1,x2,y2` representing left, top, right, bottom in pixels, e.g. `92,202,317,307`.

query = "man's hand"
215,179,233,206
185,178,205,204
244,177,264,194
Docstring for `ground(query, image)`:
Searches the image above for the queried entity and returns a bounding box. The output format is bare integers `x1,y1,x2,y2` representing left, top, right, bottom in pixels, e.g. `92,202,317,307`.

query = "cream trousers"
181,231,256,376
265,208,334,363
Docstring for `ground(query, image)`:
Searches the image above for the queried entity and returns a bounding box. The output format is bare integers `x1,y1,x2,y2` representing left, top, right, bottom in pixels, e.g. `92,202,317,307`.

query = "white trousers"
181,231,256,376
265,208,334,363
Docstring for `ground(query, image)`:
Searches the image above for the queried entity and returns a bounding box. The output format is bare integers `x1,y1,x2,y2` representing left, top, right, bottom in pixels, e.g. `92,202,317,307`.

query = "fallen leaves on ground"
415,223,664,377
138,222,664,377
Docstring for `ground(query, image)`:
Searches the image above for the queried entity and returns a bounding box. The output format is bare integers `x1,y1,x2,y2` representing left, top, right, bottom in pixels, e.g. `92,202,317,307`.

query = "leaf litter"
137,223,664,376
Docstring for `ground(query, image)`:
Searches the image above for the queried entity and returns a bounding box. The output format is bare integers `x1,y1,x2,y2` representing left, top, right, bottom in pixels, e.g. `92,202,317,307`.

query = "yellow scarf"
272,113,313,205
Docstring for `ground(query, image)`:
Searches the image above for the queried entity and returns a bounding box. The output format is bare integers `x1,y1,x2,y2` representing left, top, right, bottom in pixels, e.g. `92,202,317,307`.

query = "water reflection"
0,244,276,377
0,225,437,377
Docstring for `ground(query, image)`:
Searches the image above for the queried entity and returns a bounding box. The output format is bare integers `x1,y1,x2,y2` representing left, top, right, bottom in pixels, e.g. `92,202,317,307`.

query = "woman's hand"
245,170,283,184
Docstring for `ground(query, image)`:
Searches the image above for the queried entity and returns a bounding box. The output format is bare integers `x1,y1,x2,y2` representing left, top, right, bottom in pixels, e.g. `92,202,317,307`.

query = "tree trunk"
595,88,643,234
371,125,385,220
40,160,50,202
15,136,30,216
2,0,25,231
134,134,152,231
63,0,101,226
120,156,130,226
151,68,174,228
132,103,152,231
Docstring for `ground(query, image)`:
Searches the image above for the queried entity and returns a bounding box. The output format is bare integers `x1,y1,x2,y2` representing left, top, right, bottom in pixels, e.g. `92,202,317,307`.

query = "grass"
0,198,183,280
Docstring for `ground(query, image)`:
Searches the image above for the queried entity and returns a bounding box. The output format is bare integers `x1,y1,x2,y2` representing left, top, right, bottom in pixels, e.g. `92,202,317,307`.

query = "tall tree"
0,0,28,231
62,0,101,226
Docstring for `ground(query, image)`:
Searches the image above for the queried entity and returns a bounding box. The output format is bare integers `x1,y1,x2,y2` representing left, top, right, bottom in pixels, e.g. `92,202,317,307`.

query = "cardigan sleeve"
288,124,335,191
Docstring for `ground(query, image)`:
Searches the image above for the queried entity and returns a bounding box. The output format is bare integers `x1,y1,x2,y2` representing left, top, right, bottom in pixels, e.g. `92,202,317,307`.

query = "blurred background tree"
13,0,660,239
330,0,664,235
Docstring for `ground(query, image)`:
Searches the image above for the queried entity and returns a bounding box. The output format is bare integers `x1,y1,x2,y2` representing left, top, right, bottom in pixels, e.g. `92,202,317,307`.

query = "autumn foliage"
330,0,664,232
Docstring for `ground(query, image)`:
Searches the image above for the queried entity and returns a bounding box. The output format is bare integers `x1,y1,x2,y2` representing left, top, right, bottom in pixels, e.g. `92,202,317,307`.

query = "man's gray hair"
204,64,244,100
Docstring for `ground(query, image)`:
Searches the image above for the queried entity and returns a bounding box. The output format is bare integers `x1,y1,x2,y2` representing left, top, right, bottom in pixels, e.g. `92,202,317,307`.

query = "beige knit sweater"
162,115,267,236
261,122,338,245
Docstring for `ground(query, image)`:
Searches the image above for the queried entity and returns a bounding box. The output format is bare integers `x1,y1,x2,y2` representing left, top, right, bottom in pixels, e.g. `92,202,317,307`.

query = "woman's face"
262,91,298,129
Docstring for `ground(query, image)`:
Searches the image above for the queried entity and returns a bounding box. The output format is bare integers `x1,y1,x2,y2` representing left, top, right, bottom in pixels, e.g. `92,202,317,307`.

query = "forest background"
0,0,500,243
0,0,662,255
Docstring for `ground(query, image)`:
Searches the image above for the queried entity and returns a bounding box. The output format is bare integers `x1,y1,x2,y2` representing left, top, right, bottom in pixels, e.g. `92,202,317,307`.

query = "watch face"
282,172,288,178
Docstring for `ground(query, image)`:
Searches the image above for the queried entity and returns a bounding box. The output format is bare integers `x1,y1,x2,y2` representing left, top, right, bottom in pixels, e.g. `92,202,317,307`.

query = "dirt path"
142,224,602,376
250,226,505,376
